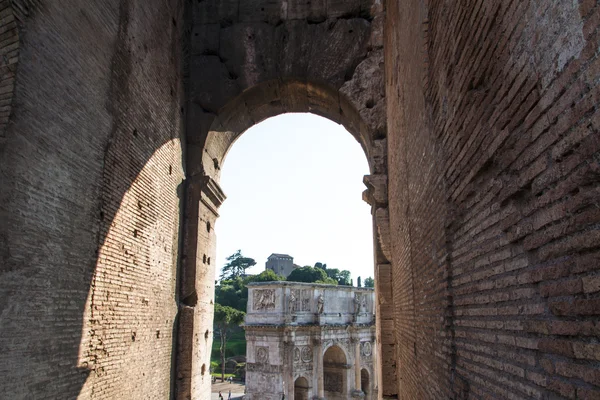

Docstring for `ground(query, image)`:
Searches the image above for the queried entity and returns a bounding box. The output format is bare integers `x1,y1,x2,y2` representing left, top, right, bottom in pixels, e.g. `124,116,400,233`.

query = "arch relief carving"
254,289,276,311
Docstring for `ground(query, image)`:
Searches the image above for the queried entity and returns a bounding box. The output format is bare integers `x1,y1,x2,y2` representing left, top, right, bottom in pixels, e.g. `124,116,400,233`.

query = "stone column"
176,175,226,400
313,338,324,399
351,337,364,398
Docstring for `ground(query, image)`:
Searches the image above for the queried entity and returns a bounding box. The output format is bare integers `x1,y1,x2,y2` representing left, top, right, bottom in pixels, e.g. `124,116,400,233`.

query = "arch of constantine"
245,282,376,400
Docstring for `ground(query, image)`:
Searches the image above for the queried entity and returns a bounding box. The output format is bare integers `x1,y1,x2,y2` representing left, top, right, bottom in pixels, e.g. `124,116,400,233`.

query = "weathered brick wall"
0,1,184,399
386,0,600,398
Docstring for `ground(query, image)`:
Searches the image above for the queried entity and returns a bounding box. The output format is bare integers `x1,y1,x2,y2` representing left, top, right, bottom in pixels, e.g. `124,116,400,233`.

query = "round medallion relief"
301,346,312,362
362,342,372,357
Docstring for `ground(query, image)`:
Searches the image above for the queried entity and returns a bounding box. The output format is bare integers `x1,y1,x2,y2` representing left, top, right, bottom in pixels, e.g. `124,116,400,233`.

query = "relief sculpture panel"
254,289,276,311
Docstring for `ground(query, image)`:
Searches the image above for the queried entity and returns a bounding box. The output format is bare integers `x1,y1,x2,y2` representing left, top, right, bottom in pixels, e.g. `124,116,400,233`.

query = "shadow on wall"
0,0,186,399
76,140,186,398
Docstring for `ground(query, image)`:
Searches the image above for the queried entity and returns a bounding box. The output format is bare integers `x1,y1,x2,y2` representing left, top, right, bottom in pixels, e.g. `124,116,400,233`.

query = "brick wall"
386,0,600,398
0,1,185,399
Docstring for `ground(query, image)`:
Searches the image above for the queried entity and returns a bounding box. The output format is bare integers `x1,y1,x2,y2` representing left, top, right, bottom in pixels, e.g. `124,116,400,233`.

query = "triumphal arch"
245,282,376,400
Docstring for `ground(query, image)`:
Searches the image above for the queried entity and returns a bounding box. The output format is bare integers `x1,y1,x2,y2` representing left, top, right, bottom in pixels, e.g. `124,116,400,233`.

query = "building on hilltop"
244,281,376,400
265,253,298,278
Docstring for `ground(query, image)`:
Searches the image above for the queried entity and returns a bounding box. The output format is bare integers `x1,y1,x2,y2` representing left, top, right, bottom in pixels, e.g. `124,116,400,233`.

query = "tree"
287,266,337,285
288,266,328,283
364,277,375,288
357,276,362,287
246,269,285,283
220,250,256,280
214,303,245,381
314,262,327,270
337,270,351,286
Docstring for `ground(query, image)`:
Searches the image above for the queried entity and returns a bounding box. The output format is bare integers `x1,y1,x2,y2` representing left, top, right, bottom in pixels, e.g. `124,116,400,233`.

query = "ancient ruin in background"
245,282,376,400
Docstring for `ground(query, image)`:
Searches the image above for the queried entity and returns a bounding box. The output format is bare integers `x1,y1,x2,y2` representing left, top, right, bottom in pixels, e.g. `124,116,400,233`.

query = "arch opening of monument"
361,368,370,397
294,376,310,400
322,345,349,399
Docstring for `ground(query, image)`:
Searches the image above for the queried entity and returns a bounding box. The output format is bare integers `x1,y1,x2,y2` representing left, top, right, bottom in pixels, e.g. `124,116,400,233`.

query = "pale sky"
215,113,374,283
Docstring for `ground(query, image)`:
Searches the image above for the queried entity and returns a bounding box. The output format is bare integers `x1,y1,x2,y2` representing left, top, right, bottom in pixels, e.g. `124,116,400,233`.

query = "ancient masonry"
245,282,376,400
1,0,599,399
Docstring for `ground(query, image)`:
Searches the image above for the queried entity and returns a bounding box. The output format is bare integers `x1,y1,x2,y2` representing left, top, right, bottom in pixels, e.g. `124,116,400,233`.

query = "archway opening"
294,376,309,400
216,113,373,282
361,368,370,395
323,345,348,399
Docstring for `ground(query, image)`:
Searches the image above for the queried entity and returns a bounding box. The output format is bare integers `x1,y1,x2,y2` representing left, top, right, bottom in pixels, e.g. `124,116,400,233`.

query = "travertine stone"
245,282,377,400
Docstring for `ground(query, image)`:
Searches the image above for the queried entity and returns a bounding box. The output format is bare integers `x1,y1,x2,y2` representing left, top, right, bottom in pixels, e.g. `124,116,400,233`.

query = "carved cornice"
362,174,388,207
189,175,226,216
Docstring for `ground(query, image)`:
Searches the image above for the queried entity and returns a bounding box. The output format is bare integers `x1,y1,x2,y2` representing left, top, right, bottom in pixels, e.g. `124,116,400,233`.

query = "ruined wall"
0,1,185,399
386,0,600,398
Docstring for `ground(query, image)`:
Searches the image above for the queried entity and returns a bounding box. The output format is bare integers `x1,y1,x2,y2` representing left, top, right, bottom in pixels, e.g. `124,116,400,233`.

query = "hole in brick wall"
365,99,375,109
138,200,143,209
260,7,264,11
172,18,176,27
348,29,354,33
133,229,138,238
207,257,211,265
213,158,220,169
133,129,138,137
156,330,160,338
180,107,184,115
201,364,206,375
203,254,207,263
207,221,211,232
205,329,209,339
100,211,104,220
169,165,172,175
131,332,136,342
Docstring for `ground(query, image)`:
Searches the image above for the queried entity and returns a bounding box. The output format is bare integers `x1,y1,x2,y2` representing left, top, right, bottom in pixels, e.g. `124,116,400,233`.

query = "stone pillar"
313,338,324,400
351,337,364,398
176,175,226,400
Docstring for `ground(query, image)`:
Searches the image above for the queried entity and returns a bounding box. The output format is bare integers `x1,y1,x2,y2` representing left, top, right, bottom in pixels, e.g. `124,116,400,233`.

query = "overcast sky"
215,113,374,283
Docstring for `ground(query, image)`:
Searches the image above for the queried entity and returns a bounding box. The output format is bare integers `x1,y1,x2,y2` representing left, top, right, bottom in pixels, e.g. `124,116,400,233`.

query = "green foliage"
357,276,362,287
215,276,246,311
316,277,338,285
287,265,335,284
214,303,245,381
246,269,285,283
319,267,352,285
339,270,351,286
314,262,327,270
214,303,245,327
364,276,375,288
220,250,256,280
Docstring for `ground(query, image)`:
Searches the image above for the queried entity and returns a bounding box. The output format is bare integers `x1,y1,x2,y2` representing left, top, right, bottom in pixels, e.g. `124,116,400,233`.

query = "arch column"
313,338,324,400
351,337,365,398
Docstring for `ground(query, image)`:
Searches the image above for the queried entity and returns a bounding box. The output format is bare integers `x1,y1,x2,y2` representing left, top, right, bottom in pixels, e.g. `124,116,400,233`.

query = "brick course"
386,0,600,398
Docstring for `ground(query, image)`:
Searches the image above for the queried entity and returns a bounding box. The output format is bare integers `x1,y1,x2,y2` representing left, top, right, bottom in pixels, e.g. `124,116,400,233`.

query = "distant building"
265,253,297,278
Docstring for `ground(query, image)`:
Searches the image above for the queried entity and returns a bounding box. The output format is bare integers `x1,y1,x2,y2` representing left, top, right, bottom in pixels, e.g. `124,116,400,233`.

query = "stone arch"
293,376,310,400
322,345,349,400
361,368,370,395
178,1,391,398
322,341,352,363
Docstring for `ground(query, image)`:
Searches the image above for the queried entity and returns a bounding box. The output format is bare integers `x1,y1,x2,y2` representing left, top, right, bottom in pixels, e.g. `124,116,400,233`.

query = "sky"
215,113,374,283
